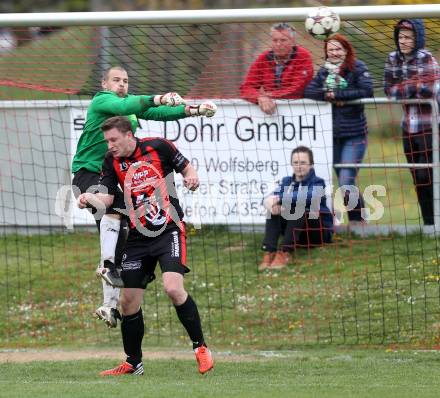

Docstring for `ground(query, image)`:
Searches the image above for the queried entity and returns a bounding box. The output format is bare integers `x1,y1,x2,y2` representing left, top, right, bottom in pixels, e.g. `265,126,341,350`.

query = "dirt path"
0,349,255,363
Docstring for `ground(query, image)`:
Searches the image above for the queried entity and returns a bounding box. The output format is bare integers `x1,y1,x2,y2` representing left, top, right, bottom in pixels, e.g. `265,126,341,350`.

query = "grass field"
2,226,440,350
1,22,440,398
2,348,440,398
1,134,436,395
0,90,434,348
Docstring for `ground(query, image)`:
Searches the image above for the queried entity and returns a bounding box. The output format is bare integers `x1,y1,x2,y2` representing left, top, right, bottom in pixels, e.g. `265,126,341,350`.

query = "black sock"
174,295,205,349
121,308,144,366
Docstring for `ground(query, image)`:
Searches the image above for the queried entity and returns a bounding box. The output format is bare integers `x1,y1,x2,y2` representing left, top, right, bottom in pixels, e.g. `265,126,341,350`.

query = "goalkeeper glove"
185,101,217,117
153,92,185,106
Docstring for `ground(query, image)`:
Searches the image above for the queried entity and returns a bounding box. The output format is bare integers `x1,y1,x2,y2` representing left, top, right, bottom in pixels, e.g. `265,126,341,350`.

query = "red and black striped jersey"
99,137,189,234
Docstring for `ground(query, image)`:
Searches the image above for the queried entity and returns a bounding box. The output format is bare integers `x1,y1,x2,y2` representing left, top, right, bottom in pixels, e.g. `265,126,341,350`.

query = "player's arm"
77,192,114,209
141,105,187,120
94,93,155,115
141,101,217,121
158,139,200,191
181,163,199,191
93,92,186,117
78,153,118,209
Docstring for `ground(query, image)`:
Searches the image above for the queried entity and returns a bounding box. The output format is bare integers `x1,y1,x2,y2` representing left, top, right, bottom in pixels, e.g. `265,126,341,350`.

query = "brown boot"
258,252,275,271
269,251,291,269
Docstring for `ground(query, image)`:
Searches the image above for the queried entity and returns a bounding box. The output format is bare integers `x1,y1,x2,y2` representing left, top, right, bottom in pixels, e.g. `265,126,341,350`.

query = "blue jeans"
333,135,367,221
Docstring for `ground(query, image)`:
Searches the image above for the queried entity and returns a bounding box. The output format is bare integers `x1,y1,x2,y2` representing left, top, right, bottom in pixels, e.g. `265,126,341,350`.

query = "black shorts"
72,168,125,217
121,225,189,289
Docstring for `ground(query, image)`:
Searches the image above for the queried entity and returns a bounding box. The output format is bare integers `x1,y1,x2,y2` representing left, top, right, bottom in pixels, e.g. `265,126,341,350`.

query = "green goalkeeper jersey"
72,90,187,174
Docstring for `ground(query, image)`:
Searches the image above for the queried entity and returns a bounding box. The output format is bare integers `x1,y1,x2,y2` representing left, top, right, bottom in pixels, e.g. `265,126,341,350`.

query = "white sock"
102,279,120,308
100,215,120,267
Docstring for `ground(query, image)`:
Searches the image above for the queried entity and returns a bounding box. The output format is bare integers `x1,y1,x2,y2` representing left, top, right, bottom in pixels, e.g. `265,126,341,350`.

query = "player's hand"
159,92,185,106
198,101,217,117
185,101,217,117
183,175,199,191
257,95,276,115
77,193,92,209
182,163,199,191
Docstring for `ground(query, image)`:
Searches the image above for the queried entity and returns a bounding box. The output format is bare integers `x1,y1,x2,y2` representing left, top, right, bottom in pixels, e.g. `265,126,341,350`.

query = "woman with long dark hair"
304,34,373,223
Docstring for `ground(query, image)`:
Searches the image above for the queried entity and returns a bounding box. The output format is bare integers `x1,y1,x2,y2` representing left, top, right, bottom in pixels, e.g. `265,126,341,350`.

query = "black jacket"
304,59,373,138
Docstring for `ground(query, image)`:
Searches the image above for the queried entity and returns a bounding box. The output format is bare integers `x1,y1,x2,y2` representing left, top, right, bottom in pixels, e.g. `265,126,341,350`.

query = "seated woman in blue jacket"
259,146,333,270
304,34,373,224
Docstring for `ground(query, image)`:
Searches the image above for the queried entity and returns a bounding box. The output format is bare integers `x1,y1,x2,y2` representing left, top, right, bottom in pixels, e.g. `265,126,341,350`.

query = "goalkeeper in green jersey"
72,65,217,328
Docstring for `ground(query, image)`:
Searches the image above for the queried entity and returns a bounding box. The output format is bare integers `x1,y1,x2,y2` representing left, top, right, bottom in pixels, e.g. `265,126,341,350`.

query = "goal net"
1,6,440,349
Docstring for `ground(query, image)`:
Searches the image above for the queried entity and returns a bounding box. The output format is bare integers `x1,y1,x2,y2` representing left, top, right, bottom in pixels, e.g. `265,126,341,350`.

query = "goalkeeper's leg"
95,217,128,326
72,171,124,327
95,214,124,328
97,214,124,288
95,280,121,328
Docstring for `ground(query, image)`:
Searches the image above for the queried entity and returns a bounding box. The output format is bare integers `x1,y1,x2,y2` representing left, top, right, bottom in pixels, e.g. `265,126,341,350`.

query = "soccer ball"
305,7,340,40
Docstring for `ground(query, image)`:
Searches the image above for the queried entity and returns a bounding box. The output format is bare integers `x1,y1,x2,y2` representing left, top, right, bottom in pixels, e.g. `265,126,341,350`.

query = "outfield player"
77,116,214,376
72,65,217,328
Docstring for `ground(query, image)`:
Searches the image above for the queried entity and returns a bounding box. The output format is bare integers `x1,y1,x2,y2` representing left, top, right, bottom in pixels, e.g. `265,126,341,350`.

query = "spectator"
240,22,313,115
304,34,373,224
259,146,333,271
384,19,439,226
